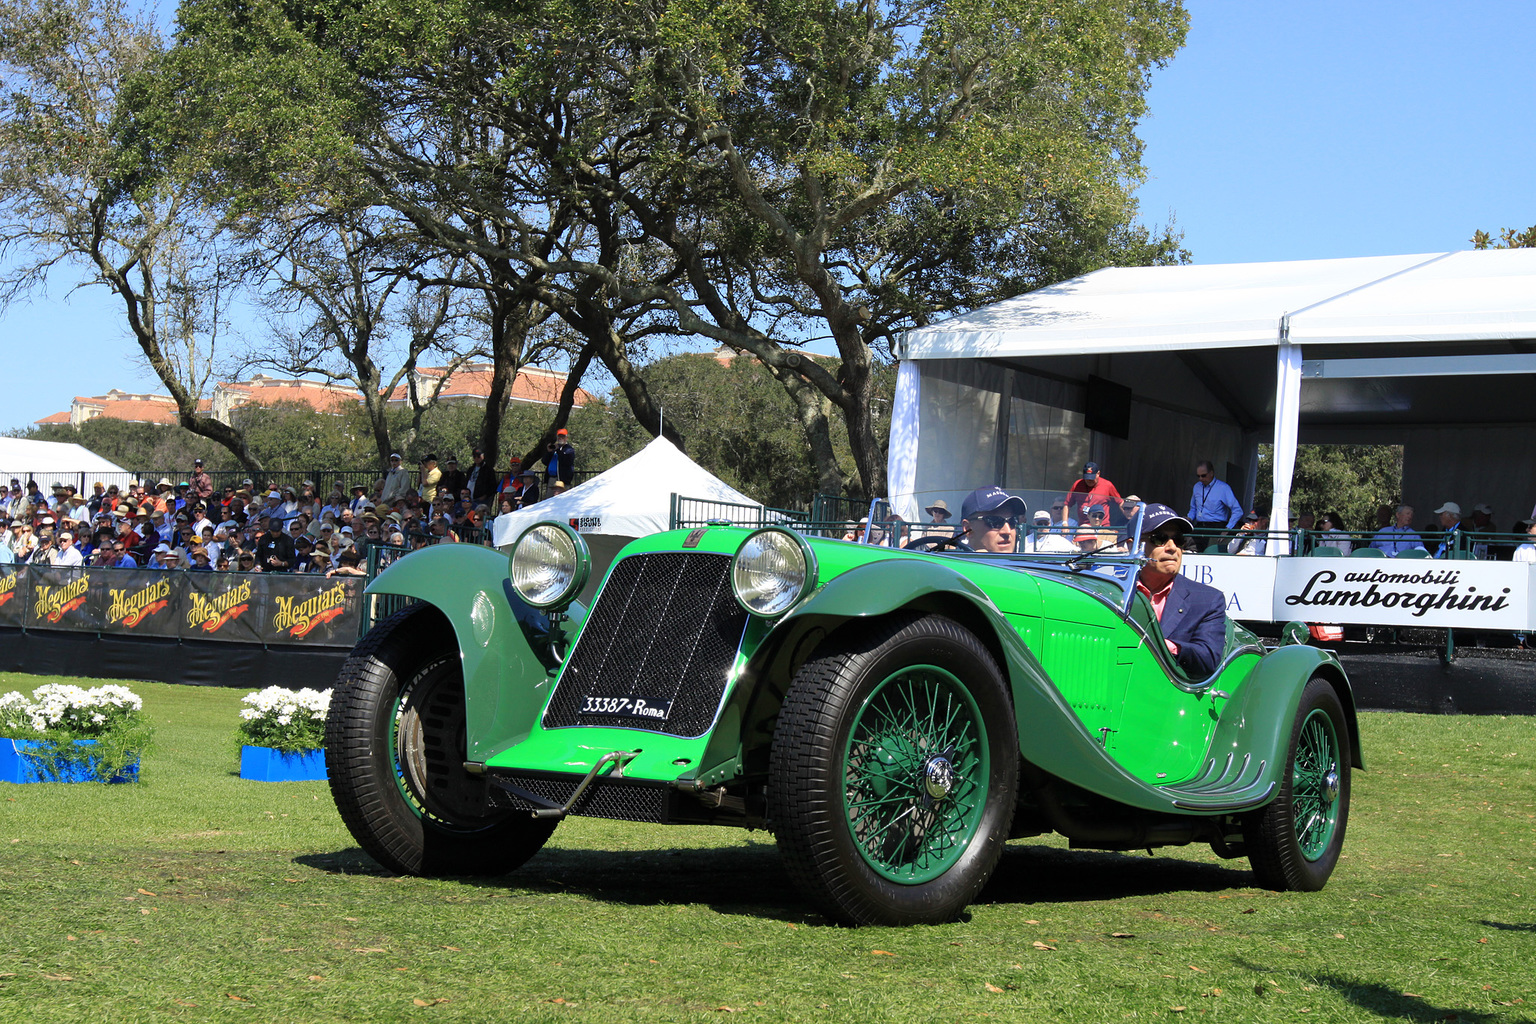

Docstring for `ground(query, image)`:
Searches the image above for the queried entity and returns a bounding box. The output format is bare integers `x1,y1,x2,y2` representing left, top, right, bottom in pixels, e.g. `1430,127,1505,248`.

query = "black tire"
1245,676,1351,891
769,613,1018,926
325,604,556,875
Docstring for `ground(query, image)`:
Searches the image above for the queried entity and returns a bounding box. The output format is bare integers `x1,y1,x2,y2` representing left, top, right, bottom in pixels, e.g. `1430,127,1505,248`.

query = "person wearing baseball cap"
1135,504,1226,677
958,485,1027,553
380,452,410,506
1064,461,1122,522
1431,501,1463,559
543,427,577,486
1024,509,1076,553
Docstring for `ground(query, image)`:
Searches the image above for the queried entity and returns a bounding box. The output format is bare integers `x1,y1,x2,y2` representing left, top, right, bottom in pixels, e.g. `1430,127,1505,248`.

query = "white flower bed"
237,685,331,752
0,683,144,738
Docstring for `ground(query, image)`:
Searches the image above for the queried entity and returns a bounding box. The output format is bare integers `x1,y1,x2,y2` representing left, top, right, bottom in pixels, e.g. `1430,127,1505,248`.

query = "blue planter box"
0,738,140,784
240,745,327,782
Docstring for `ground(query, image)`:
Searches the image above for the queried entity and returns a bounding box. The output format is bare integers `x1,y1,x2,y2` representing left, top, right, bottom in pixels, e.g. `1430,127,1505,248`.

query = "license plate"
579,695,673,721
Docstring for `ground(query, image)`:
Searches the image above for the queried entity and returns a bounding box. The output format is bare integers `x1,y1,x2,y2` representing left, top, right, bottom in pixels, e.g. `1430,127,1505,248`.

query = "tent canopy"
890,249,1536,537
0,438,127,489
900,249,1536,359
492,436,761,545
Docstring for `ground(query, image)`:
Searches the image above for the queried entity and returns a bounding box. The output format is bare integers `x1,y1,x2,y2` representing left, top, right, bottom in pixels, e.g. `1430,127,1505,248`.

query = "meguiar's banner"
0,568,23,628
265,576,364,645
101,569,180,638
3,565,364,647
29,567,100,631
183,572,261,643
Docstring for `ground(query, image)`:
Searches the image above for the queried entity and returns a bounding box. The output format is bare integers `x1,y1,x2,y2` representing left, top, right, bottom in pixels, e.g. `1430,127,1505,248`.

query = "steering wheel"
903,534,963,552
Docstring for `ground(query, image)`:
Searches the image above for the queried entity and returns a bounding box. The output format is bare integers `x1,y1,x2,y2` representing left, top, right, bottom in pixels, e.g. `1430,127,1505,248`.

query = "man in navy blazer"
1136,504,1228,678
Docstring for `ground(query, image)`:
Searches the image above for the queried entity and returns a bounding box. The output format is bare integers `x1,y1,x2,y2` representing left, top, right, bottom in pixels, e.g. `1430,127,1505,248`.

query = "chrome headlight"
732,527,816,617
509,521,590,609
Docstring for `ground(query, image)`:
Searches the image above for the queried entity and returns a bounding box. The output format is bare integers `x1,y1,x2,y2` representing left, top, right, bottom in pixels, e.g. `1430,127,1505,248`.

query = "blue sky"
4,0,1534,431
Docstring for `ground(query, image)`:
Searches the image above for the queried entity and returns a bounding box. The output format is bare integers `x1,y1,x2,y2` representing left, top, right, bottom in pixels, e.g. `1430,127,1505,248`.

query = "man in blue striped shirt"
1370,504,1428,556
1188,461,1243,531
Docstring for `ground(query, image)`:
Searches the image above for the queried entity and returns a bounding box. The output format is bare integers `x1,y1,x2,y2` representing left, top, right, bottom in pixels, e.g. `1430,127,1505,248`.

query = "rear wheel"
1246,676,1350,891
769,614,1018,925
325,604,556,875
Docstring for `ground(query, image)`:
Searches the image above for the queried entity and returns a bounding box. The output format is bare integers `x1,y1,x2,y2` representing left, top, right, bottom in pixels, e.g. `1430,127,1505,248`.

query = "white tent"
0,438,127,490
891,249,1536,542
491,437,763,602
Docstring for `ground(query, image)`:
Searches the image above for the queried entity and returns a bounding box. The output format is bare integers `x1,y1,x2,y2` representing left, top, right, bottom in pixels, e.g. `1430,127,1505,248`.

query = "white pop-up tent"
0,438,128,490
491,436,763,603
891,248,1536,545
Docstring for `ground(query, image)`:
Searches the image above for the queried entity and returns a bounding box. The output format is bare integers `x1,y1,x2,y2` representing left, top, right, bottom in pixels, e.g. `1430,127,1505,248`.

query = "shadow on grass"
1479,919,1536,932
296,842,818,922
1306,973,1499,1023
980,844,1253,903
295,839,1254,921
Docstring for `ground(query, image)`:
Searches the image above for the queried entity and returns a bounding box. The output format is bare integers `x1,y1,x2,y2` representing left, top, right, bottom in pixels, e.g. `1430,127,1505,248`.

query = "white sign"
1181,555,1276,620
1272,558,1531,631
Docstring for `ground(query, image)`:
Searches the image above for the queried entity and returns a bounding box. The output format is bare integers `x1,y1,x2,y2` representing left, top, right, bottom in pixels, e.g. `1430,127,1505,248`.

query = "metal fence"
3,466,597,499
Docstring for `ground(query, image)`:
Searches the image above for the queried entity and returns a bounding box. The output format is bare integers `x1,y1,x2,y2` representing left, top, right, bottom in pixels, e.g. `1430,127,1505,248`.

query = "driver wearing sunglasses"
958,485,1027,554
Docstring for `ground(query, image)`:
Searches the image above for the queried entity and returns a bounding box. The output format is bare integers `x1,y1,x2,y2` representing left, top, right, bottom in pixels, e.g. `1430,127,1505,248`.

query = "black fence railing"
3,466,598,501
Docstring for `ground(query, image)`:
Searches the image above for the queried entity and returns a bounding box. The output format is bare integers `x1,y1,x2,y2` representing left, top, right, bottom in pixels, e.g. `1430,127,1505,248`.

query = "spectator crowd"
0,431,578,576
857,459,1536,562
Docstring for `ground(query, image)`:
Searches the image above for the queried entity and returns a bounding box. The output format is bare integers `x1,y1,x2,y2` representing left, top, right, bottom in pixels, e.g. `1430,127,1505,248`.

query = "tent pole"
1270,325,1303,555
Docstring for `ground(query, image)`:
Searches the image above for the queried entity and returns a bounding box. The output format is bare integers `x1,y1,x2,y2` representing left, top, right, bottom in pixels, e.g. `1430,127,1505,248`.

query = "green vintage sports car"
324,513,1362,926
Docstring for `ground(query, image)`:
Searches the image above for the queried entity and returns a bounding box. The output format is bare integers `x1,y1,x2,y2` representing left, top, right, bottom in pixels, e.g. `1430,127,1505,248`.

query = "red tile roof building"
36,365,593,426
385,363,596,408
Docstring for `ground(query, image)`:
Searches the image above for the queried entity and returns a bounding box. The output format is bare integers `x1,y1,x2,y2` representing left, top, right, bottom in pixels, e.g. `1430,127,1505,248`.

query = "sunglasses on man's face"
1147,530,1186,547
977,515,1018,531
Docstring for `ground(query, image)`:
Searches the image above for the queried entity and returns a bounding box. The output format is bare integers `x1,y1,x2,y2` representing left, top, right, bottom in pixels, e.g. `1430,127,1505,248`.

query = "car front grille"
541,552,748,736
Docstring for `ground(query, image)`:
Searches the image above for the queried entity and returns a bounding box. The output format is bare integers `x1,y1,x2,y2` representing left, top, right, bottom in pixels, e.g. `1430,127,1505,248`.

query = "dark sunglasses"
977,515,1018,530
1146,530,1186,547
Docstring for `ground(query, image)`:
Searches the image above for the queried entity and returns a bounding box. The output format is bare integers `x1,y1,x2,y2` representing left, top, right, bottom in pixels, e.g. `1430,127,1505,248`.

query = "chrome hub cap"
1322,769,1340,805
924,756,955,801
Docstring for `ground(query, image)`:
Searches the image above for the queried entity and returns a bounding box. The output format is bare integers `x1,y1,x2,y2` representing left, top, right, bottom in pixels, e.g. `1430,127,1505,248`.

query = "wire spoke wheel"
843,666,989,884
1290,708,1342,860
771,613,1017,926
1246,675,1352,891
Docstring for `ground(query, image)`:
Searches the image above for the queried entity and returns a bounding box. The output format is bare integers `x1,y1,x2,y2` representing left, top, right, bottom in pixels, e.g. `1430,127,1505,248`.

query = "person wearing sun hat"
1135,503,1227,678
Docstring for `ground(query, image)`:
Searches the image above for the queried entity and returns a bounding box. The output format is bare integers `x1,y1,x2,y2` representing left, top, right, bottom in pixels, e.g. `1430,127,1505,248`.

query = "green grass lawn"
1,673,1533,1024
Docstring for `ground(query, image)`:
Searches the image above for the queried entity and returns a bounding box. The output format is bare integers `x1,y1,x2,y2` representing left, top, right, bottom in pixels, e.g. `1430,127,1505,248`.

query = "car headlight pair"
509,523,815,618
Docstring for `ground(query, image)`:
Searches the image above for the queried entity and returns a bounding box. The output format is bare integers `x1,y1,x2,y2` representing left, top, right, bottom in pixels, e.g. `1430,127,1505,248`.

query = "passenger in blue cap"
958,485,1027,553
1136,503,1227,677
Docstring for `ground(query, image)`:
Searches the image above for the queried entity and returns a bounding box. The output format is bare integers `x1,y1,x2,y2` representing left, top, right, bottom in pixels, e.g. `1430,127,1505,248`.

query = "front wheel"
325,604,556,875
1245,676,1351,891
769,614,1018,925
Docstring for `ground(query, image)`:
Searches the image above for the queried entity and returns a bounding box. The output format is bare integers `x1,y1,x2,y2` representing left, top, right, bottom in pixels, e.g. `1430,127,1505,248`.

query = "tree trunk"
562,300,686,450
522,341,597,469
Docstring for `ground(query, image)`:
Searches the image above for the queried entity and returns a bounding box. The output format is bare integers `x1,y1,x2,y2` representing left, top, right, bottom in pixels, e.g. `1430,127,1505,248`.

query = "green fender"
365,544,554,762
723,557,1361,817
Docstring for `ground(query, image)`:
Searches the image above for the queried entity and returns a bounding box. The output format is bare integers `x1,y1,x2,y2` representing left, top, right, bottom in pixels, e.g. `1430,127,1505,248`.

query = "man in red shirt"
1065,461,1122,521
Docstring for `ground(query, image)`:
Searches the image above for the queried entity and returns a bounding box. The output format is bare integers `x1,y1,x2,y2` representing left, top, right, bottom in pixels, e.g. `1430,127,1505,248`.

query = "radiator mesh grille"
542,552,747,736
488,771,669,823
